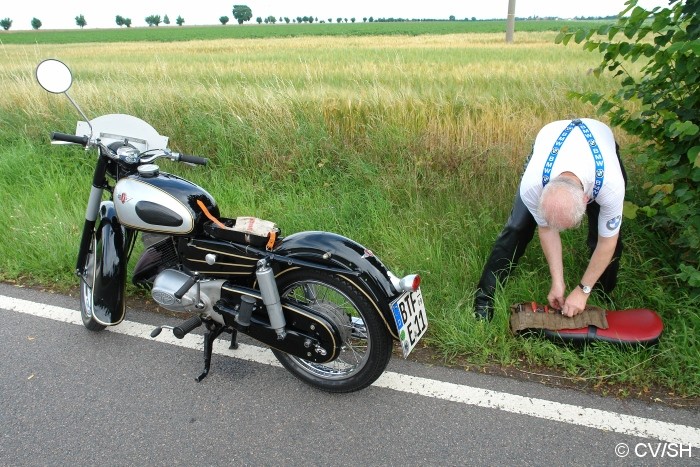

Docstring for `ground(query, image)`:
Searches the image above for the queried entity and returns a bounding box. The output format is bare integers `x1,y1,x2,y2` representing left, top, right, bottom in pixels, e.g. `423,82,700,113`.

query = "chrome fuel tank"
113,170,218,235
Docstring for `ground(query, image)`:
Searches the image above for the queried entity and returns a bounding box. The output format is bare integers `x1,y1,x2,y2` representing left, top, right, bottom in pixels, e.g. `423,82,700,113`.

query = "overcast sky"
1,0,673,31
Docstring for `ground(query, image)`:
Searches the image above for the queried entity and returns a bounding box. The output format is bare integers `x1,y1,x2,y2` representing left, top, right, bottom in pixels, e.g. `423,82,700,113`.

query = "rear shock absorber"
255,259,286,339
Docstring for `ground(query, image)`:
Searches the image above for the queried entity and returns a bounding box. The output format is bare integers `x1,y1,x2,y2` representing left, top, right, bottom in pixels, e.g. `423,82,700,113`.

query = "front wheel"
79,235,106,332
272,269,393,393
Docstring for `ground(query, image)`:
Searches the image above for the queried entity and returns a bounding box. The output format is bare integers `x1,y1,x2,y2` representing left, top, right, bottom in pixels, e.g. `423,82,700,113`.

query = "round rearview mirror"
36,59,73,94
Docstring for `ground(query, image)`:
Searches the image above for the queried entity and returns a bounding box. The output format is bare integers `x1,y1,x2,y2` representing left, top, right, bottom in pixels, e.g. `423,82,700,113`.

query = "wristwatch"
578,283,592,294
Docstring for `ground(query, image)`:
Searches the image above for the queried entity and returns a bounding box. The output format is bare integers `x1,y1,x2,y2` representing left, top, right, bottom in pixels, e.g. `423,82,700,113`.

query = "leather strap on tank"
266,231,277,251
196,200,227,229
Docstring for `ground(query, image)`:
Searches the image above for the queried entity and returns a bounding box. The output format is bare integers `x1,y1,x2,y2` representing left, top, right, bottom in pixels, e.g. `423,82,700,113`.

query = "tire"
271,269,393,393
78,234,106,332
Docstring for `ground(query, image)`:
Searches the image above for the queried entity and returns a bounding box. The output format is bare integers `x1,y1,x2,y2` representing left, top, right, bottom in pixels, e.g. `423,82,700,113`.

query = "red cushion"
545,309,663,345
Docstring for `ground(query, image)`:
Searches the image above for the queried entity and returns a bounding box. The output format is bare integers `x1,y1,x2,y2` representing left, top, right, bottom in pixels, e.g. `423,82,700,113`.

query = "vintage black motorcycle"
35,59,428,392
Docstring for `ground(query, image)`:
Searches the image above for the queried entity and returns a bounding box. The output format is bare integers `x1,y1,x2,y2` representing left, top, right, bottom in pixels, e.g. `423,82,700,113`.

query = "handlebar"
176,153,208,166
51,132,89,146
49,131,209,167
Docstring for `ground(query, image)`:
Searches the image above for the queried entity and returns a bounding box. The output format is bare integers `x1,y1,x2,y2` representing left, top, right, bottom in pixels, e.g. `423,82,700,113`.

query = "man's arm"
562,233,619,317
538,226,566,309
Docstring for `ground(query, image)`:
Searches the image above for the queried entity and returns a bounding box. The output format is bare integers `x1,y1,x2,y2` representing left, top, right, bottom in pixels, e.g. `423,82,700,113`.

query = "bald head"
538,175,587,231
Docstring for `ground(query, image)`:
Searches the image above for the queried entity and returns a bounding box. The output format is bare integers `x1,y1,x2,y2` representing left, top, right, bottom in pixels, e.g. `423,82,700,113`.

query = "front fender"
90,201,128,326
273,231,400,338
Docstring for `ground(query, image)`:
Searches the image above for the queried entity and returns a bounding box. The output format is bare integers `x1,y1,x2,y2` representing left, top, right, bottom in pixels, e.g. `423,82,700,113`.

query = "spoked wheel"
272,269,393,393
79,235,106,332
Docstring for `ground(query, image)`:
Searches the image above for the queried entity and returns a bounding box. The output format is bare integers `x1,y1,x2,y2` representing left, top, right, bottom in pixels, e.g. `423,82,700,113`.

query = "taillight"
399,274,421,293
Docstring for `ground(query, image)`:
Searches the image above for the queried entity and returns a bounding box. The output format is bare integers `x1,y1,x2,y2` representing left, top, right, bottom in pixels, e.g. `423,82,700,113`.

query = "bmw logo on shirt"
607,215,622,231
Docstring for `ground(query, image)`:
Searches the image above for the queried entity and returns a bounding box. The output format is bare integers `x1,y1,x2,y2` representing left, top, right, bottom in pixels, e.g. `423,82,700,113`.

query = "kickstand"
229,328,239,350
196,325,225,383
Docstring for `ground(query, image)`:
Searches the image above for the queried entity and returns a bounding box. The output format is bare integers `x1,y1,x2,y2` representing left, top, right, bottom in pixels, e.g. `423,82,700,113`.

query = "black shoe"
474,300,494,321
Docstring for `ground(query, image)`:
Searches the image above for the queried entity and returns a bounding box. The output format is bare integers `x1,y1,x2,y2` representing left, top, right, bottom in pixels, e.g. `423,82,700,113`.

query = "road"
1,283,698,466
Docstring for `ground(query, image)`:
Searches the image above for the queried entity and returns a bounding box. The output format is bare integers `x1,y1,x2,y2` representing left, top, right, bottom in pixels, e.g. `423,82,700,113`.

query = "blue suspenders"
541,119,605,201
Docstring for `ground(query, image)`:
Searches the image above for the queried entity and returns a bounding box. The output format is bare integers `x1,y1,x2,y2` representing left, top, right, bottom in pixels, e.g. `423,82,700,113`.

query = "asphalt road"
1,283,698,466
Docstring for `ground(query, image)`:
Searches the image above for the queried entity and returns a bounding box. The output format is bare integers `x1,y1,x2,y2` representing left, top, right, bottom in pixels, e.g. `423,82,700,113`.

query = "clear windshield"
76,114,169,153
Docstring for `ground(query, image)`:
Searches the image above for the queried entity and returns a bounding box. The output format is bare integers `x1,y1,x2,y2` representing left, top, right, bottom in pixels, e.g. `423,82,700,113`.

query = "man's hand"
562,287,588,317
547,282,566,310
539,226,566,310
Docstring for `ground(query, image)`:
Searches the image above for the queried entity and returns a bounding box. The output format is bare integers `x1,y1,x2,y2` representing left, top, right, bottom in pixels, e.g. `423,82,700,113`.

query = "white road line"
2,294,699,447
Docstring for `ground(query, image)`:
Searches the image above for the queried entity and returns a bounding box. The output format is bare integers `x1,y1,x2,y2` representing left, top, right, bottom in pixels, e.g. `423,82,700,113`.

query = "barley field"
0,29,697,400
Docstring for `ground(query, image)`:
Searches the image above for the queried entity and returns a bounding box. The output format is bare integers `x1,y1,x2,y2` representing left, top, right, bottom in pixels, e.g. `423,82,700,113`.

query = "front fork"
76,155,109,275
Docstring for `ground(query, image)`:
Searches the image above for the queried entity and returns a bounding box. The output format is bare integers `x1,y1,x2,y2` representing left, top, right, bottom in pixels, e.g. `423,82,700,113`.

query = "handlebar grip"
51,132,89,146
178,153,208,166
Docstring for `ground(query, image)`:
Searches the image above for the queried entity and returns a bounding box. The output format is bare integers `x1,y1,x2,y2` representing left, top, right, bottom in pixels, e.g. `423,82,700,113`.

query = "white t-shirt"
519,118,625,237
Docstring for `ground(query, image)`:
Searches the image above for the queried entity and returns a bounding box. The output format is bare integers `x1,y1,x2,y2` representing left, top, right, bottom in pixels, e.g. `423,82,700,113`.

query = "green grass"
0,28,698,401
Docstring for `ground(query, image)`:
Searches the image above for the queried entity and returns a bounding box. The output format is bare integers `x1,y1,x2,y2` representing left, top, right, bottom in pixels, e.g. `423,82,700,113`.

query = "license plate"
390,287,428,358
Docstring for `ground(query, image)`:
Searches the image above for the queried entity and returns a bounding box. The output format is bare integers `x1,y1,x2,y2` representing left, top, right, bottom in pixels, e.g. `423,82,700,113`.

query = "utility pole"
506,0,516,43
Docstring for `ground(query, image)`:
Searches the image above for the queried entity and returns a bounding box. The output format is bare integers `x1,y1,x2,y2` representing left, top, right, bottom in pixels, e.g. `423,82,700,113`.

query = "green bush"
557,0,700,292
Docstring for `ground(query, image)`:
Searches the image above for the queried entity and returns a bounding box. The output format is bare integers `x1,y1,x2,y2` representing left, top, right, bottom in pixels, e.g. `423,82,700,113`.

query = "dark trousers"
475,155,627,307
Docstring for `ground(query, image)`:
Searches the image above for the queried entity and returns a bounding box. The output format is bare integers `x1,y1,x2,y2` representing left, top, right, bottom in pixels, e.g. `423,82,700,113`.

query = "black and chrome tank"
113,165,219,235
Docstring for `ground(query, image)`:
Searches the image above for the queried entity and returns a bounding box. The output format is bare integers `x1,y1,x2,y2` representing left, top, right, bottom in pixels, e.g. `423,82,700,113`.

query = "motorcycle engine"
151,269,224,319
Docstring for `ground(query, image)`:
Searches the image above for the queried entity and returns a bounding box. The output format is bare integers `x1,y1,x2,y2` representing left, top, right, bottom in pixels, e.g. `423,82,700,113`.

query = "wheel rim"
282,279,371,380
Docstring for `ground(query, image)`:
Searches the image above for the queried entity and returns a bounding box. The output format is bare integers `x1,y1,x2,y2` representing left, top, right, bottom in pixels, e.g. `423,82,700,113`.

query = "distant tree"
124,18,132,27
0,18,11,30
351,17,355,23
363,17,367,22
145,15,161,26
176,16,184,26
449,15,456,21
163,15,170,25
31,17,42,30
219,16,229,25
284,17,290,23
116,15,125,27
232,5,252,24
75,14,86,28
256,16,262,24
296,17,302,23
369,17,374,22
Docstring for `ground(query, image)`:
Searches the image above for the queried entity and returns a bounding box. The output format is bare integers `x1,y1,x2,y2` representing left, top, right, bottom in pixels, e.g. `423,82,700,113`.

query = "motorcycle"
34,59,428,393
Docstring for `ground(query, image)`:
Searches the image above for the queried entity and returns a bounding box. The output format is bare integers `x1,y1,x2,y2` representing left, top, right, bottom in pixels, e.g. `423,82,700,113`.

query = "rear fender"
90,201,128,326
273,231,400,339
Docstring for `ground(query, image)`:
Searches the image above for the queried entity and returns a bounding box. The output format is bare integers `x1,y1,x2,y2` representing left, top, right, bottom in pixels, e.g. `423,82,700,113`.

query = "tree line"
1,3,619,31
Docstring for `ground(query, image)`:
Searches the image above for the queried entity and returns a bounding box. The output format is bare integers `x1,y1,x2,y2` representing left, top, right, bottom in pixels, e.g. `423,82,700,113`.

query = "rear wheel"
272,269,393,393
79,235,106,332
